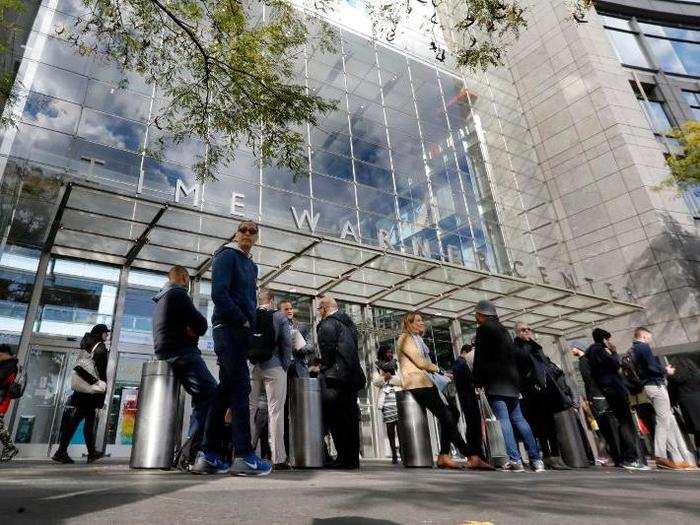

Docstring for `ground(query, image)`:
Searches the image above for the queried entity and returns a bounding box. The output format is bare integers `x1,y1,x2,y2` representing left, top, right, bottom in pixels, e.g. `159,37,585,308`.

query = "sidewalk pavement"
0,459,699,524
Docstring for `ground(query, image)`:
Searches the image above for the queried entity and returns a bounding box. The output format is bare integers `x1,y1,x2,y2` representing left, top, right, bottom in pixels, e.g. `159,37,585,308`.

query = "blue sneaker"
231,453,272,476
190,451,230,475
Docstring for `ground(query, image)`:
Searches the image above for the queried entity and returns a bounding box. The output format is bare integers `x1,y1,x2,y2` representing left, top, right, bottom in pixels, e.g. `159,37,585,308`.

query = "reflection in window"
646,38,700,77
605,30,651,68
78,108,146,152
639,100,673,132
36,258,119,337
21,92,81,134
0,248,39,334
638,22,700,43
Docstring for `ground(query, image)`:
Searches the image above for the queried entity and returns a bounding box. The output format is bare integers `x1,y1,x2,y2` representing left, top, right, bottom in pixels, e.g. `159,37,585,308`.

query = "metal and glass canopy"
46,181,642,336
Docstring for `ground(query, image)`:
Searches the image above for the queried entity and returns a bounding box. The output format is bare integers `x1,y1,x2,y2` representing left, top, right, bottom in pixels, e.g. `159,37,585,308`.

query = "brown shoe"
674,461,694,470
655,457,679,470
273,462,292,471
467,456,496,471
437,454,465,470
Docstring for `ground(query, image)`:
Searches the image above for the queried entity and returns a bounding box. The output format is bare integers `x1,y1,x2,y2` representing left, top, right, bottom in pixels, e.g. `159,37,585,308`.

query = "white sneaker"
503,460,525,472
531,459,545,472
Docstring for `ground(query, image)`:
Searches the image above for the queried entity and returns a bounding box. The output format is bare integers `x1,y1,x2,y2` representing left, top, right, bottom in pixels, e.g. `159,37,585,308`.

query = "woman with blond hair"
396,311,471,469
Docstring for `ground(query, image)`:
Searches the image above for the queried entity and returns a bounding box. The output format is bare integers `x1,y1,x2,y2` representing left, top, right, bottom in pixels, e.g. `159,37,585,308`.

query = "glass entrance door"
10,343,73,457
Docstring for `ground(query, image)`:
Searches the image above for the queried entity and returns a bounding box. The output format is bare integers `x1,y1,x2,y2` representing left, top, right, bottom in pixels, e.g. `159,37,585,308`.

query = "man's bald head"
317,294,337,318
168,265,190,286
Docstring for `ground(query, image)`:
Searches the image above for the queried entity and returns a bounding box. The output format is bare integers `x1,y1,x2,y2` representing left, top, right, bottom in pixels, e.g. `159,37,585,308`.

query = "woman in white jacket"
372,345,402,463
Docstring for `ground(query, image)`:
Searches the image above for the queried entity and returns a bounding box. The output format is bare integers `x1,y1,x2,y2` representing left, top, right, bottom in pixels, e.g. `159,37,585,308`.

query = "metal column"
449,319,463,360
95,266,129,452
361,304,383,459
7,250,51,430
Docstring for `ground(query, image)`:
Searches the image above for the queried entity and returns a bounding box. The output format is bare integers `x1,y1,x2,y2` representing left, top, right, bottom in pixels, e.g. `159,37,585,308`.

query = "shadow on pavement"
0,460,320,522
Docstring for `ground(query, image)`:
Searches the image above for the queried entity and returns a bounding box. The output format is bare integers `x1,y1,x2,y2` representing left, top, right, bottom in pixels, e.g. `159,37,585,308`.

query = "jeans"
488,395,541,463
411,387,469,456
644,384,684,462
57,406,97,455
249,365,287,464
202,325,253,458
164,353,218,461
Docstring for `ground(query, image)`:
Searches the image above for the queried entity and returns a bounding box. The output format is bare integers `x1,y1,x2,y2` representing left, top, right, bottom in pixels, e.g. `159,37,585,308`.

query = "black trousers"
603,388,640,464
522,395,560,458
457,390,484,458
385,421,399,460
322,381,360,467
411,387,469,456
57,406,97,455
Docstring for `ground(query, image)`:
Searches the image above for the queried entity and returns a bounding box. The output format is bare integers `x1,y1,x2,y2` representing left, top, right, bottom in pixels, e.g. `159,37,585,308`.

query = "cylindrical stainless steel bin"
396,390,433,468
288,377,323,468
129,360,181,469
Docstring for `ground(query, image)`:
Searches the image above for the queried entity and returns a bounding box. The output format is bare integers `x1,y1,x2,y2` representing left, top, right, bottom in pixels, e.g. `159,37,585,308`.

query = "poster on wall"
117,387,138,445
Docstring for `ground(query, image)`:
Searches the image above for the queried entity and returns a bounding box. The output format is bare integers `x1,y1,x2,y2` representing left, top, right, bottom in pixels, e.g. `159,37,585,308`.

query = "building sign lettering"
173,181,635,301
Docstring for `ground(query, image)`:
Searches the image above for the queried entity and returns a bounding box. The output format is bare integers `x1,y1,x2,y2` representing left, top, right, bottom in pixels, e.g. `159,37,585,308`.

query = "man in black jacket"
586,327,647,470
571,341,622,467
452,344,494,470
316,294,366,469
153,265,217,468
513,322,572,470
472,300,543,472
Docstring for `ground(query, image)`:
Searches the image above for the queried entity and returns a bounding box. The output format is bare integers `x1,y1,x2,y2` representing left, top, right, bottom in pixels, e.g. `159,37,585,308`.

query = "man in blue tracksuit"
192,220,272,476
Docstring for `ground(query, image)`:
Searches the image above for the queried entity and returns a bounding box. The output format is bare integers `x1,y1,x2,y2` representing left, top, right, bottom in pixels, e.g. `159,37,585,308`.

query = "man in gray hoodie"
153,266,217,467
249,288,293,470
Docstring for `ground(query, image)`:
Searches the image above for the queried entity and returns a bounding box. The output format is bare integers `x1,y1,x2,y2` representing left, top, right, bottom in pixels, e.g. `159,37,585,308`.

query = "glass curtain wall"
1,0,508,276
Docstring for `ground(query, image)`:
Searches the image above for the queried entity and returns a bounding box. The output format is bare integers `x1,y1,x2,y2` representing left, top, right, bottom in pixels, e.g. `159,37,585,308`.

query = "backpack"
8,365,27,399
620,349,644,395
248,308,277,364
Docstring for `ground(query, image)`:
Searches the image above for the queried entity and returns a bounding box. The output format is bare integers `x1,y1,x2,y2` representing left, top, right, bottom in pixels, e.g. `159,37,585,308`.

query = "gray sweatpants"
644,384,685,463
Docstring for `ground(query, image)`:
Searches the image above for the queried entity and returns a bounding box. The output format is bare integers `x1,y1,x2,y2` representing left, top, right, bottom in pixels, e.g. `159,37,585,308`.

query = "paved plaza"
0,460,698,524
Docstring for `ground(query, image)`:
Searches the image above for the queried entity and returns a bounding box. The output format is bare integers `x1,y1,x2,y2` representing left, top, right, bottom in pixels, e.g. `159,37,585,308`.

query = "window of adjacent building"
600,14,700,79
601,16,652,69
637,20,700,77
631,81,674,133
682,90,700,120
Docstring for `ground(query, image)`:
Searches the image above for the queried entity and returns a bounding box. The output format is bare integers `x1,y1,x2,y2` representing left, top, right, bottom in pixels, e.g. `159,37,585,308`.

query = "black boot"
52,450,74,464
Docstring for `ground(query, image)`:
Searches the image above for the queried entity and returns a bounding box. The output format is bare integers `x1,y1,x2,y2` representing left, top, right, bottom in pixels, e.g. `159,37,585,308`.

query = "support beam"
96,266,130,453
44,184,73,252
449,318,463,360
124,204,168,266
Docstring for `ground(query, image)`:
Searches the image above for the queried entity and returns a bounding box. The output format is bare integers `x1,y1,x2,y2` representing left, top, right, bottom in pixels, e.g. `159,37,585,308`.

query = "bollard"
288,377,323,468
129,360,182,469
554,408,589,468
396,390,433,467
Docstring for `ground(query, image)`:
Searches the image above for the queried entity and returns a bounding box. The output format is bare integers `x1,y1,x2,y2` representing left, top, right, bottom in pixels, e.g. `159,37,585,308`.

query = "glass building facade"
0,1,643,458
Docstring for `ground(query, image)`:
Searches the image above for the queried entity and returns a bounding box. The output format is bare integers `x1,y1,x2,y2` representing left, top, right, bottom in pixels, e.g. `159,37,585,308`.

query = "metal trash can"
130,360,182,469
396,390,433,467
554,408,589,468
288,377,323,468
